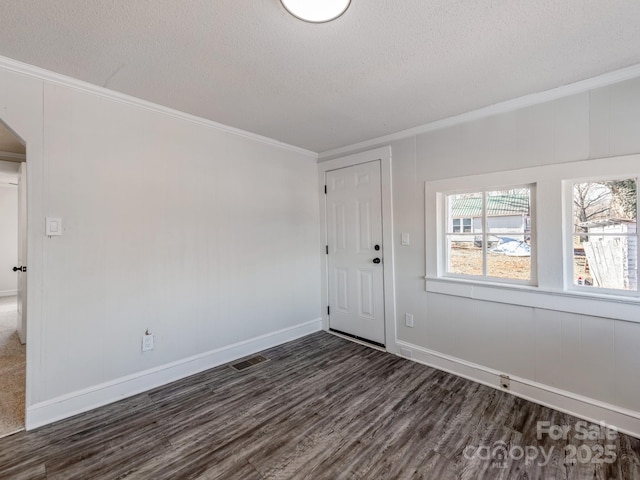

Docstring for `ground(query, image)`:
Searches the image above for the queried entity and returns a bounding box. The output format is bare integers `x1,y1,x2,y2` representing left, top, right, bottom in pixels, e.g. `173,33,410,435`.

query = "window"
571,177,638,294
452,218,472,233
427,156,640,317
445,186,534,283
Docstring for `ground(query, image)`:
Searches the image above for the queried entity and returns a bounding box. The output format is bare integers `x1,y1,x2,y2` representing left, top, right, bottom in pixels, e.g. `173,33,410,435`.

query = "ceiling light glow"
280,0,351,23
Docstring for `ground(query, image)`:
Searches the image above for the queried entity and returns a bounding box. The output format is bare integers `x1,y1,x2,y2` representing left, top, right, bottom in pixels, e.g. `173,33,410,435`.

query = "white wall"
0,62,321,427
324,76,640,436
0,184,17,295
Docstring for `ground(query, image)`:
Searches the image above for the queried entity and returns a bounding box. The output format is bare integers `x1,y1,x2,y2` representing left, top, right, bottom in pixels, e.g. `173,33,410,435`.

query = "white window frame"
563,174,640,298
426,155,640,323
442,184,537,286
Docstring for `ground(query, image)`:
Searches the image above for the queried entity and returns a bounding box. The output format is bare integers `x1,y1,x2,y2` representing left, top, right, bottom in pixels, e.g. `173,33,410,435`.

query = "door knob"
373,258,381,264
12,266,26,272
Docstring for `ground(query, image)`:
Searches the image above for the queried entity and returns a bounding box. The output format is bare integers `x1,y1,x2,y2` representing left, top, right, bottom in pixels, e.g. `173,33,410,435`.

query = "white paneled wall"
0,64,321,428
423,296,637,411
614,321,640,411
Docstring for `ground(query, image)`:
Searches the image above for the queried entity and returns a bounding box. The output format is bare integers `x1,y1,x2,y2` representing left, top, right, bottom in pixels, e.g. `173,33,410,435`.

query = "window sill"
425,276,640,323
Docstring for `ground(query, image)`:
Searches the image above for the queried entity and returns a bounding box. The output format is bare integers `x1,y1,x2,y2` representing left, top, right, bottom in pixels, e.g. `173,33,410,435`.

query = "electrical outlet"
500,374,510,390
142,331,154,352
405,313,414,327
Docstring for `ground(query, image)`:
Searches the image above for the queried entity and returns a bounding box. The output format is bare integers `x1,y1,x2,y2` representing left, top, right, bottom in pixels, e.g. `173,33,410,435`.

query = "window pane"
447,235,482,276
487,235,531,281
573,179,637,234
445,187,534,283
573,234,637,290
486,188,531,236
483,189,532,281
448,193,482,234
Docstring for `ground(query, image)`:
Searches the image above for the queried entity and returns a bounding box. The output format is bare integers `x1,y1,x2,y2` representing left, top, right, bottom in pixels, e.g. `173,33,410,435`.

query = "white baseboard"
396,340,640,439
0,290,17,297
26,318,322,430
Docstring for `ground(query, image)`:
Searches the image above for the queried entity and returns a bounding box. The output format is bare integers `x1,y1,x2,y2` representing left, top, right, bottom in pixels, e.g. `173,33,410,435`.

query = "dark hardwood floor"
1,331,639,479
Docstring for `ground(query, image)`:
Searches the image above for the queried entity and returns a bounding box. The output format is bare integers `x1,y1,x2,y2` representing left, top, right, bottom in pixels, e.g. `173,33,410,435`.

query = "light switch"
401,232,410,246
46,217,62,236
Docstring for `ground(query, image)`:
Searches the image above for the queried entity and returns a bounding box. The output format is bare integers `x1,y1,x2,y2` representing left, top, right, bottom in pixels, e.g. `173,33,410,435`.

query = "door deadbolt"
373,258,381,264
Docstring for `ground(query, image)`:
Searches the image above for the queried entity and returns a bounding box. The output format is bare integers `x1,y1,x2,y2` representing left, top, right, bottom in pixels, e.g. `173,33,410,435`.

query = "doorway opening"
0,119,26,438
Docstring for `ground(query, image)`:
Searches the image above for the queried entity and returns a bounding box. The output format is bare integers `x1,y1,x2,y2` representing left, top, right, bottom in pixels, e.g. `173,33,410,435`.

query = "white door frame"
318,146,397,354
0,117,33,433
0,75,45,431
16,162,27,344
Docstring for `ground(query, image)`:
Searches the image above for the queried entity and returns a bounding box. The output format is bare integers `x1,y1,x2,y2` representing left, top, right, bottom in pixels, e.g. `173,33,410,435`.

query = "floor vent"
230,355,269,372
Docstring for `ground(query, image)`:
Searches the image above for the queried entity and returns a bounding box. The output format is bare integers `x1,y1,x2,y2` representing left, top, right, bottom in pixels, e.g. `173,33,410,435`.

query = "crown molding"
319,63,640,160
0,55,318,160
6,53,640,163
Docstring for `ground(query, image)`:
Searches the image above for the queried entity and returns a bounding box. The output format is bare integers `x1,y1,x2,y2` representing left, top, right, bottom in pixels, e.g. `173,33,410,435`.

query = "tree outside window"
572,178,638,291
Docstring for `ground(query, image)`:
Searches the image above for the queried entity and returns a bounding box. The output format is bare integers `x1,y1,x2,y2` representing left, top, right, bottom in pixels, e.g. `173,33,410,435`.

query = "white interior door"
326,160,385,346
16,162,26,344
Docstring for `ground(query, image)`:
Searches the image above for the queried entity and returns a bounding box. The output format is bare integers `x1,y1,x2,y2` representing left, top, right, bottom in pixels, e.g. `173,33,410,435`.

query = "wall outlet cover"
142,333,154,352
405,313,414,327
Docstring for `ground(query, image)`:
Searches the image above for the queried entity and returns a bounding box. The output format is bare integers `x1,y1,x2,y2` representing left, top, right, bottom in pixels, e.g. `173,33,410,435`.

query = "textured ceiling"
1,1,640,153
